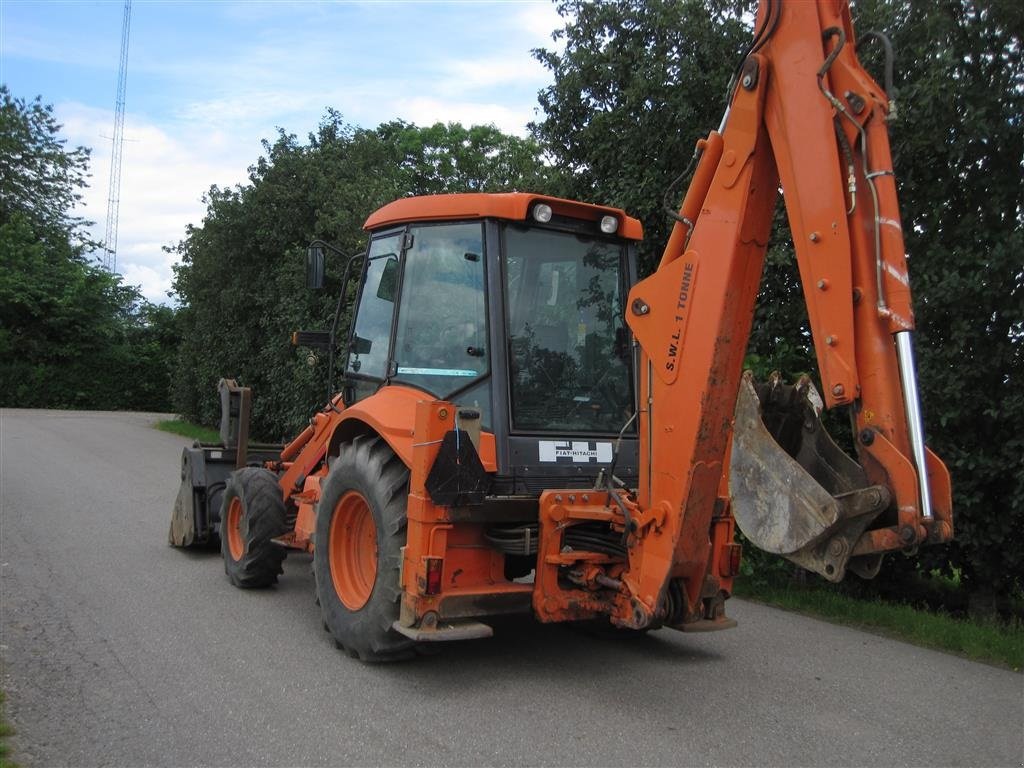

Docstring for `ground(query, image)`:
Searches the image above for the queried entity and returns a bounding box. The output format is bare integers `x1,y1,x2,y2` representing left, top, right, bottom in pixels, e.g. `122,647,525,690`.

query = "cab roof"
363,192,644,241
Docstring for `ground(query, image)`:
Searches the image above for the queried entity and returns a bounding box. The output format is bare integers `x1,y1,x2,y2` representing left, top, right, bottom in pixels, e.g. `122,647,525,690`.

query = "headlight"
600,215,619,234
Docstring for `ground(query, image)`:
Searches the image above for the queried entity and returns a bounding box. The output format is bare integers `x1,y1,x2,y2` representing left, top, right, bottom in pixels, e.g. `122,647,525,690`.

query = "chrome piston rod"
894,331,933,519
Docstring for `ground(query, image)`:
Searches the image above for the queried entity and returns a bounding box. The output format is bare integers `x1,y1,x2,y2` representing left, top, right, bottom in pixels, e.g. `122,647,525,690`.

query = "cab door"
345,222,490,423
391,222,490,424
344,231,403,402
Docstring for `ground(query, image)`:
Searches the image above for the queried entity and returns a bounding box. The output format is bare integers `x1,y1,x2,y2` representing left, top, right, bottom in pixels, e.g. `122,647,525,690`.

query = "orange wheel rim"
226,497,244,561
329,491,378,610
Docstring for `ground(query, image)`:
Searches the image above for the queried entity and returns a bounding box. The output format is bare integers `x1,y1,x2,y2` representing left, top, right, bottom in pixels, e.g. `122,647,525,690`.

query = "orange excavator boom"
535,0,952,631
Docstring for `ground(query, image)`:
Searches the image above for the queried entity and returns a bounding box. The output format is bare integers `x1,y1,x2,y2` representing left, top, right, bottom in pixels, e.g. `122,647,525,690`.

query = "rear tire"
314,435,414,662
221,467,287,588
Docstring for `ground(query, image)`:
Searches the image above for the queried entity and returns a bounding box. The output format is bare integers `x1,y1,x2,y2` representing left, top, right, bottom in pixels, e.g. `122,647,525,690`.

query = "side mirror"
351,335,373,355
306,245,326,289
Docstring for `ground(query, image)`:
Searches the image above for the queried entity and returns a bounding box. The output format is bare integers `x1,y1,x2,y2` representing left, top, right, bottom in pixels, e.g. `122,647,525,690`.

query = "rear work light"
532,203,553,223
600,215,619,234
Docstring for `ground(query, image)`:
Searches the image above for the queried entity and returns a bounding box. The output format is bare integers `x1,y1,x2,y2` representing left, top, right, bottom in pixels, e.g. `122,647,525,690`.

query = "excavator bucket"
730,372,890,582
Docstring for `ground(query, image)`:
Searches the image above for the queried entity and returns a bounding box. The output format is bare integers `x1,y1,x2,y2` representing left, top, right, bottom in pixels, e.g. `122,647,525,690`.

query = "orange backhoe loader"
169,0,952,661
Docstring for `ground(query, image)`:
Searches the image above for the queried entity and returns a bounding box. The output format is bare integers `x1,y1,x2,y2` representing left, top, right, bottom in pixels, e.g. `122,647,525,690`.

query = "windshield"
505,226,633,433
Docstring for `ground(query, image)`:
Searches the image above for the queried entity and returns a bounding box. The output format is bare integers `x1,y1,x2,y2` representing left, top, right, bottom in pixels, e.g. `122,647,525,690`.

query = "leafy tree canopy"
0,86,94,249
0,87,177,411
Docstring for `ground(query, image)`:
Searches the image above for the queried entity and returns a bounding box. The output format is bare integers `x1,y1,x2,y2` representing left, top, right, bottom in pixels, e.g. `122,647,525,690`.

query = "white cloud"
511,1,570,46
175,90,323,127
16,1,570,306
58,102,258,304
390,96,536,137
120,262,173,303
433,54,549,96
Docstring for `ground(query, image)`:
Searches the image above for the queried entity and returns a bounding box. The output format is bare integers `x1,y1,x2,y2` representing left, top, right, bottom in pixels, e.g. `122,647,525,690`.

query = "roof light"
532,203,553,223
600,215,619,234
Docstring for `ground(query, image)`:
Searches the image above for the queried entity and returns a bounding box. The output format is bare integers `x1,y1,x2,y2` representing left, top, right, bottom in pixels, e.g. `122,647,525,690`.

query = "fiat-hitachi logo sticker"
538,441,614,464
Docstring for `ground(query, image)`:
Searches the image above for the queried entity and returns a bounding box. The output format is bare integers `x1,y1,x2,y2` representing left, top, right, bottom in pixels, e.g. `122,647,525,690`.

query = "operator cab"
343,193,642,494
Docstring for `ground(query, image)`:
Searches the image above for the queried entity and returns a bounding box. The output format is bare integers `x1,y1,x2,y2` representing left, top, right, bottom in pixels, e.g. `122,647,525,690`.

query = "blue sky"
1,0,566,302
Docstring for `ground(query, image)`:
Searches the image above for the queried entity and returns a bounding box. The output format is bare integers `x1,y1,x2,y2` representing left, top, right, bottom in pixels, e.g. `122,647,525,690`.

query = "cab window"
346,234,402,382
393,222,488,404
505,226,632,433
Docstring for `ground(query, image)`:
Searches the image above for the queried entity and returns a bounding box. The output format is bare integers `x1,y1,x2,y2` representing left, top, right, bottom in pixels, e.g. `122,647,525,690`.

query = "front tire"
314,435,414,662
220,467,287,588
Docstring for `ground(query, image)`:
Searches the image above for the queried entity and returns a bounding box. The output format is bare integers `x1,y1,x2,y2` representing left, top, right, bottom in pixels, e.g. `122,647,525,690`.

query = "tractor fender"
327,386,424,468
326,385,496,471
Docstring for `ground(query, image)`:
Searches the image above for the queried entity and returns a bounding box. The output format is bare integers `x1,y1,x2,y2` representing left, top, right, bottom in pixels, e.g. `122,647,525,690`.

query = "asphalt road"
1,408,1021,768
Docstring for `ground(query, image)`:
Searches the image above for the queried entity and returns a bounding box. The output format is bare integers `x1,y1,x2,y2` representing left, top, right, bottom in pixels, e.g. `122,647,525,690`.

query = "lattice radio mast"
103,0,132,272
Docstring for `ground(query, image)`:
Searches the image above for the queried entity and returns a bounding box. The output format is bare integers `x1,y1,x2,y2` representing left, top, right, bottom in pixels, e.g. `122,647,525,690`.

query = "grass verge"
1,691,17,768
735,580,1023,671
154,418,221,443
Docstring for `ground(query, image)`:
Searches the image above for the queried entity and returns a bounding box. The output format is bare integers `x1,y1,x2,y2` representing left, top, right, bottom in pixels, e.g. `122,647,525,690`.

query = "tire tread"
314,436,414,662
221,467,287,588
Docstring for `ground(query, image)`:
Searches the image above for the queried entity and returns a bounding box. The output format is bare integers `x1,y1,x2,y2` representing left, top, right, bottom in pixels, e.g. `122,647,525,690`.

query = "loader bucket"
730,371,890,582
169,445,206,548
168,482,197,547
168,444,229,549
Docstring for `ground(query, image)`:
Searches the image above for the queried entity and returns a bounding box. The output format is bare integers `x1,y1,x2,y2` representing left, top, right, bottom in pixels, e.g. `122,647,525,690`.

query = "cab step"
392,619,494,642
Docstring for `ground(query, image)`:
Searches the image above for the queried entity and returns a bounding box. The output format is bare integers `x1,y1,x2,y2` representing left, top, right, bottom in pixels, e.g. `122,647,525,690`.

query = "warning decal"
538,440,614,464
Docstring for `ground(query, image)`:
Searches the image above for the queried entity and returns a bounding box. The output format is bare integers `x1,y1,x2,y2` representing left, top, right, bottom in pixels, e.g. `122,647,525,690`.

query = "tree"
532,0,1023,601
379,120,556,195
852,0,1023,601
0,86,93,248
0,87,177,411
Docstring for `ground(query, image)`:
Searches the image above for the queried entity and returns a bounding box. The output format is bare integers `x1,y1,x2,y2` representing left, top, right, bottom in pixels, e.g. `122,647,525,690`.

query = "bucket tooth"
730,372,890,581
